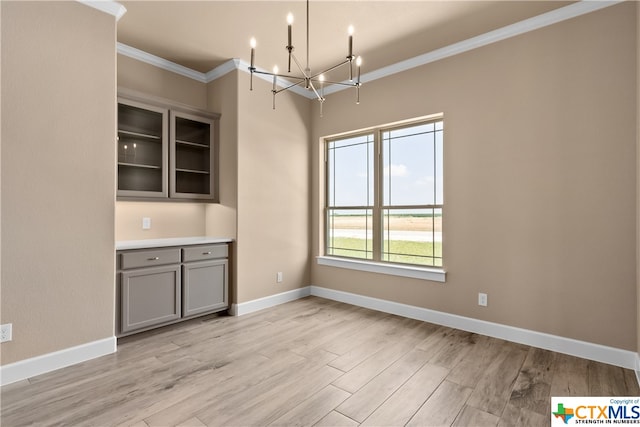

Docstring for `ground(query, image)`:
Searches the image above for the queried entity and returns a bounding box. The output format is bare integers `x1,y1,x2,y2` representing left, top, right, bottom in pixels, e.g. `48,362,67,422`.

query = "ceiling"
117,1,574,80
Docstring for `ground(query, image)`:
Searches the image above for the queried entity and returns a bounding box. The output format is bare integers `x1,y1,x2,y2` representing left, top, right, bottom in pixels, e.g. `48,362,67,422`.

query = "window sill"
316,256,446,283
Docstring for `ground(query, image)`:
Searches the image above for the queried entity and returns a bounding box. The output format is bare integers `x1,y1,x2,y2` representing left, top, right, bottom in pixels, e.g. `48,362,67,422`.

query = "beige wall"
115,202,206,241
1,2,116,364
205,71,238,240
235,73,311,303
312,3,637,351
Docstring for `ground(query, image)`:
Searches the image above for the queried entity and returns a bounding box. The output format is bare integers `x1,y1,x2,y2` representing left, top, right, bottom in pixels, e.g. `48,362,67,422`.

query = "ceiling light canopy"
248,0,362,116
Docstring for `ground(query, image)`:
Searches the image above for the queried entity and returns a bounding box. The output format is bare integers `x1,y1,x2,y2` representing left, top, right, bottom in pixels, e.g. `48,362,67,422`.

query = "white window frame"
318,115,446,283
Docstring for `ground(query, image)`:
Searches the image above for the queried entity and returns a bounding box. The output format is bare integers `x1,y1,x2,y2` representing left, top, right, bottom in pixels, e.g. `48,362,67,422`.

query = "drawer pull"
202,251,212,255
147,257,160,261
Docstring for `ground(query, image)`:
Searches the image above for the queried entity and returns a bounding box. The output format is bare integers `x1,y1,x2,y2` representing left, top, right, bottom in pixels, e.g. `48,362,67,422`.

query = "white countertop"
116,236,233,251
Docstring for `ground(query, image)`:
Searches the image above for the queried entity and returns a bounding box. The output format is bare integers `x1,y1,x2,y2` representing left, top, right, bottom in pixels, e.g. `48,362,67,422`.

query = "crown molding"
322,0,622,96
120,0,622,97
205,58,241,82
117,43,208,83
78,0,127,21
116,45,316,96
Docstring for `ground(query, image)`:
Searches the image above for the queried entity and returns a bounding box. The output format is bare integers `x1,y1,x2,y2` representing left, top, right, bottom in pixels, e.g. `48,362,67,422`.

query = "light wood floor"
2,296,638,426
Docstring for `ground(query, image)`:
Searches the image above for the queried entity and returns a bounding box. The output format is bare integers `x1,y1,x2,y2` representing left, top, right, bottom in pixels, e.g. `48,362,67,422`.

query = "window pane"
327,209,373,260
328,134,374,207
383,121,442,206
388,122,434,138
325,118,444,268
382,208,442,267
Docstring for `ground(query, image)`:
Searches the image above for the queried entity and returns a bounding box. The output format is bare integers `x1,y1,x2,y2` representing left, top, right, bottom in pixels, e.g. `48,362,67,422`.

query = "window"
325,118,443,268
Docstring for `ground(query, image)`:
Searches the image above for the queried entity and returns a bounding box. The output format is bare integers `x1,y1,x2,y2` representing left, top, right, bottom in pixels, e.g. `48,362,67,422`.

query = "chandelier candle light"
248,0,362,115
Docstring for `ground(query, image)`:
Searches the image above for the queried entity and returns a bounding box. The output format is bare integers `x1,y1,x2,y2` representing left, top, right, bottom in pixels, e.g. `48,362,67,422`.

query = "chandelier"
248,0,362,115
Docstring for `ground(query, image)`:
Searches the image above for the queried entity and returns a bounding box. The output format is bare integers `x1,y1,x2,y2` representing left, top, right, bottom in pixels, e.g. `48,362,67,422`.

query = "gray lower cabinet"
182,259,228,317
117,243,229,336
121,265,181,334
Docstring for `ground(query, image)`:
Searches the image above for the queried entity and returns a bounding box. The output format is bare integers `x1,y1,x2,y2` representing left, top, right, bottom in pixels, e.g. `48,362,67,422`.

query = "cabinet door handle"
203,251,212,255
147,257,160,261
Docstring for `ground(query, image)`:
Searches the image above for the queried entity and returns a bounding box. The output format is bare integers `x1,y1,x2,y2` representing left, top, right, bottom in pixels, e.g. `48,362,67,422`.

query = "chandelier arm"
252,69,307,80
290,53,311,79
252,70,308,93
318,80,360,87
274,78,307,94
253,70,307,82
307,80,323,101
252,69,278,76
309,59,352,80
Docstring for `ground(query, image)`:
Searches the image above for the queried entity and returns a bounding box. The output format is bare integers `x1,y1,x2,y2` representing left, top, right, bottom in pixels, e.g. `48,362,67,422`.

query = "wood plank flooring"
2,296,638,426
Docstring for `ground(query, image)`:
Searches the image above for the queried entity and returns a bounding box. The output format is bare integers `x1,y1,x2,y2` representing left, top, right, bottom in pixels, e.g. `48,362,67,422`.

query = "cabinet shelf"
118,162,162,170
176,140,209,149
176,168,210,174
118,129,162,141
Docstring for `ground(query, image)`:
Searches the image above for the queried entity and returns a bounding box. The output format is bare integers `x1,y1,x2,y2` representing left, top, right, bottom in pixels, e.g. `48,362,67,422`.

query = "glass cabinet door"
117,99,168,198
170,111,216,200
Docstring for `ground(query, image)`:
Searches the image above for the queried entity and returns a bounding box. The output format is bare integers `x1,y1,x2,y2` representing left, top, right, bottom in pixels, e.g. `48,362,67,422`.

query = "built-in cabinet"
117,242,229,336
117,90,220,202
117,99,169,198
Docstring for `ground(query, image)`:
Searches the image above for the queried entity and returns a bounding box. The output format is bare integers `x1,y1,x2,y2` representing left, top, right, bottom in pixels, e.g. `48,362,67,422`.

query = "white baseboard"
3,286,636,387
309,286,638,371
230,287,311,316
0,336,116,386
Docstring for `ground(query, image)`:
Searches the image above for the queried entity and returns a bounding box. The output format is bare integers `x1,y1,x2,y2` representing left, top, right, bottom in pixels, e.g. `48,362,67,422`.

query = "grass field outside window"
327,212,442,267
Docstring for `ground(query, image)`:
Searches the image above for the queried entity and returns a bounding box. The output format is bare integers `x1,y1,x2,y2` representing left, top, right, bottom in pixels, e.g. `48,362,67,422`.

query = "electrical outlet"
1,323,13,343
276,272,283,283
478,293,488,307
142,217,151,230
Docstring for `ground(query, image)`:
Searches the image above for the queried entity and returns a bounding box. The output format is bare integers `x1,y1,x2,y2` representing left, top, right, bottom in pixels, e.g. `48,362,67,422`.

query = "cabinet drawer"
120,248,181,270
182,244,228,262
